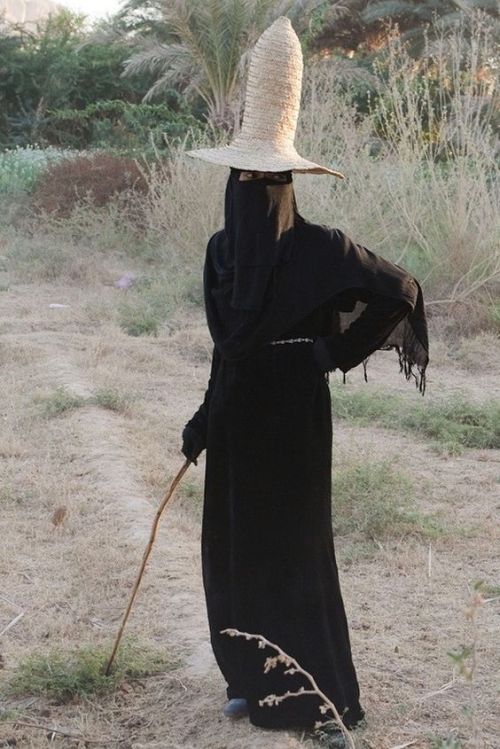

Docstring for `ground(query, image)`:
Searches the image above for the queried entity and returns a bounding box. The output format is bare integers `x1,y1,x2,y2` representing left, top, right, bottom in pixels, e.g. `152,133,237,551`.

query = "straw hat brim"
186,144,345,178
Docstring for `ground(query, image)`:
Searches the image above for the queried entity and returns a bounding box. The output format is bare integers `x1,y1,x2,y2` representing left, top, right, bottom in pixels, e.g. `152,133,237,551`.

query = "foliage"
331,384,500,452
370,16,498,163
44,98,203,153
32,152,148,217
430,738,463,749
0,9,162,149
296,15,499,325
116,273,182,336
120,0,327,130
0,145,78,194
35,386,86,417
310,0,499,55
91,388,132,413
332,459,441,540
6,638,170,703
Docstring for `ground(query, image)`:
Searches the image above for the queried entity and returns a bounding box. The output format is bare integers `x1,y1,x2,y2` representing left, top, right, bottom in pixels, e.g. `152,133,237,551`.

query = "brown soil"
0,282,498,749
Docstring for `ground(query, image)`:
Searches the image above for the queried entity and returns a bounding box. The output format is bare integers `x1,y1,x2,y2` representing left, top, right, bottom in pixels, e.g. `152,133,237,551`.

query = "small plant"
117,274,178,337
430,737,463,749
6,638,170,703
0,708,20,722
332,459,441,541
91,388,131,413
445,581,488,746
118,306,160,337
474,580,500,599
35,386,86,417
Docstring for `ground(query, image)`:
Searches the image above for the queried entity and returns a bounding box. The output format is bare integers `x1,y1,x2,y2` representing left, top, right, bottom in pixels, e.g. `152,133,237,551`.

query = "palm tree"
311,0,499,55
120,0,336,131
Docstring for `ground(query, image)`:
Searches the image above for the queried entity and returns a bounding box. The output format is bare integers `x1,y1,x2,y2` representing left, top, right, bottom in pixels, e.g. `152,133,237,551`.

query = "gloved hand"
181,423,206,466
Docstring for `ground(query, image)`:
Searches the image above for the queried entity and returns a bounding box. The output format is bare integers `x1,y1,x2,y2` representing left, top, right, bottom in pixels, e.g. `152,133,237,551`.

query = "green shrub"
35,386,85,417
6,639,170,703
332,459,441,540
118,305,160,337
45,99,204,153
331,386,500,451
91,388,131,413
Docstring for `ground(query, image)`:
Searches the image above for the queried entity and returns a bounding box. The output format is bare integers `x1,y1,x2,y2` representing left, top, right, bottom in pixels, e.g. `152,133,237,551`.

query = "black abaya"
201,303,364,729
182,169,429,730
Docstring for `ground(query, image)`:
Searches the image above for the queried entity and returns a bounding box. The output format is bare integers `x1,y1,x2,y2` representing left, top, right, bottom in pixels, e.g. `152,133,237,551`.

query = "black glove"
181,423,206,466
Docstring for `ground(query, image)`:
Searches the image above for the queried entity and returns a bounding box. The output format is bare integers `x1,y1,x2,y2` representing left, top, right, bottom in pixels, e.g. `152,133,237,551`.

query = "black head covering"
221,168,297,311
204,168,429,393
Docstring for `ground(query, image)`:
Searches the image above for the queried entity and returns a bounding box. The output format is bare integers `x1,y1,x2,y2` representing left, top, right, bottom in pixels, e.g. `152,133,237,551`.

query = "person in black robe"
181,167,429,735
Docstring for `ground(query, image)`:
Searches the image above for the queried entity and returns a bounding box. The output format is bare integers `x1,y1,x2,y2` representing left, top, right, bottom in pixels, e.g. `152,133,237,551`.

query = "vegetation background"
0,1,499,748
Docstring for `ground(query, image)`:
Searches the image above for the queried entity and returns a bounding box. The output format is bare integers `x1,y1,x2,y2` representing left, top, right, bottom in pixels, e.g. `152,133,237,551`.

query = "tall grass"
295,16,499,325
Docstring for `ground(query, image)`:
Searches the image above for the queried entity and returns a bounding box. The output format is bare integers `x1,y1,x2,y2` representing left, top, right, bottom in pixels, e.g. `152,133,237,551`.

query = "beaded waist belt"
268,337,314,345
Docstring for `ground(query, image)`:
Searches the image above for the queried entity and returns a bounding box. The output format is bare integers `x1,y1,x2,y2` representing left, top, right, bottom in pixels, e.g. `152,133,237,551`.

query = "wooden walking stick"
105,459,191,676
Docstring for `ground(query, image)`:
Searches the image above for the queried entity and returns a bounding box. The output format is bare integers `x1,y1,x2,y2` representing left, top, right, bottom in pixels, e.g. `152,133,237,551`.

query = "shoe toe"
223,698,248,718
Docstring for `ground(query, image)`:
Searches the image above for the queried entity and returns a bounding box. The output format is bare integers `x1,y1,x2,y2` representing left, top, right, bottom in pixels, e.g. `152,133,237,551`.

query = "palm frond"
361,1,421,25
122,41,190,77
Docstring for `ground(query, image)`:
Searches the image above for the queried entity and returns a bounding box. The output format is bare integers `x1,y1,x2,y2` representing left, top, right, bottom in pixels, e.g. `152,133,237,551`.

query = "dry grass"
0,18,498,744
0,276,499,748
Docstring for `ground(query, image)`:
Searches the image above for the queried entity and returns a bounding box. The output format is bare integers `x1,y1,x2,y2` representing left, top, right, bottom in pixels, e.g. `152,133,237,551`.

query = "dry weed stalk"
448,581,489,747
221,627,356,749
0,594,25,638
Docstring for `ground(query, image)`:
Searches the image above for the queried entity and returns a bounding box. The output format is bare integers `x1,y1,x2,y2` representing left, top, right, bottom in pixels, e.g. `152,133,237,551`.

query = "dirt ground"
0,280,499,749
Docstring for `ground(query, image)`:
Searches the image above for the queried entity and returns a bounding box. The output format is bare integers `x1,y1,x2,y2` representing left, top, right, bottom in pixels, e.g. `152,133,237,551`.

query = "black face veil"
221,168,297,311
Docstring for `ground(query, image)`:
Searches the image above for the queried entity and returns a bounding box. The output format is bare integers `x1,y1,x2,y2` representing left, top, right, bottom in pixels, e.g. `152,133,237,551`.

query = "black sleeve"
313,292,411,374
181,347,221,463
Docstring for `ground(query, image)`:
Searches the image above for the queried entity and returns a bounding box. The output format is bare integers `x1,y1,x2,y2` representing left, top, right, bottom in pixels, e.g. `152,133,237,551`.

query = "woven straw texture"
187,17,344,178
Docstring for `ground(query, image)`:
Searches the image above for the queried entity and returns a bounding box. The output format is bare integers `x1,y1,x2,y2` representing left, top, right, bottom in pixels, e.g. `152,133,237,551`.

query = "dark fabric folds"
204,171,429,394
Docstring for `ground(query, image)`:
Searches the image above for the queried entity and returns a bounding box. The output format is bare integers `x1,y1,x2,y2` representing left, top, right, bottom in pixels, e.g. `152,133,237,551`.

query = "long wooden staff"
105,459,191,676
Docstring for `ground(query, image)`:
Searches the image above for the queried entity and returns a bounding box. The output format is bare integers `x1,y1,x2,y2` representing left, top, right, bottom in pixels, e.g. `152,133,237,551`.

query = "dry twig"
221,628,356,749
6,720,116,744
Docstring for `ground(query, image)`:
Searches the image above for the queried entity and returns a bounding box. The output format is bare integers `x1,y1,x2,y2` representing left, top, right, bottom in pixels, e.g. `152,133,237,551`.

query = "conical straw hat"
187,16,344,178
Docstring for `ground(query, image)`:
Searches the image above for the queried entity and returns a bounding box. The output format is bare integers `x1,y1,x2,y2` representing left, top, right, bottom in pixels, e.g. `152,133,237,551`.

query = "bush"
332,459,441,541
91,388,131,413
32,152,149,217
35,386,85,417
44,99,204,154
